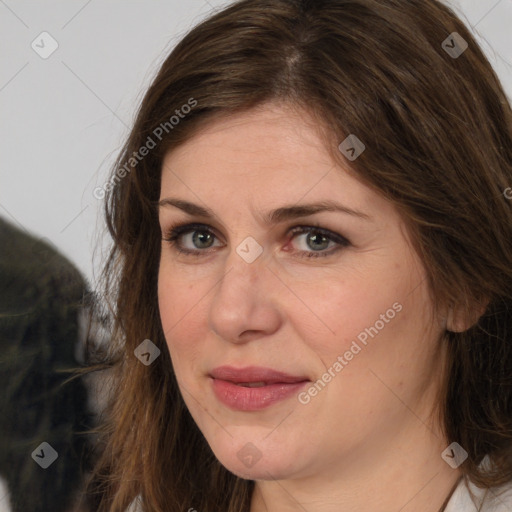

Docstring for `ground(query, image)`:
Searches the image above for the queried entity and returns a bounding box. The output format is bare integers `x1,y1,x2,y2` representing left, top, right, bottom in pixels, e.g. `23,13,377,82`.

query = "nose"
208,246,282,344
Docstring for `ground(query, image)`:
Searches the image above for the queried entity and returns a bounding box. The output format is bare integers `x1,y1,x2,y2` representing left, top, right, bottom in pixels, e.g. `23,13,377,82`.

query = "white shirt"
445,477,512,512
3,473,511,512
126,478,512,512
124,478,512,512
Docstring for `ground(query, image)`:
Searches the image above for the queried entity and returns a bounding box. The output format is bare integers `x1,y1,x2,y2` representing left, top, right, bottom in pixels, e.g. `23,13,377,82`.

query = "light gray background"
1,0,511,286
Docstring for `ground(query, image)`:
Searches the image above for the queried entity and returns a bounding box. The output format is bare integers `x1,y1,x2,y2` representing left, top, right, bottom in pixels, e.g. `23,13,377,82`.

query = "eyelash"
161,222,350,259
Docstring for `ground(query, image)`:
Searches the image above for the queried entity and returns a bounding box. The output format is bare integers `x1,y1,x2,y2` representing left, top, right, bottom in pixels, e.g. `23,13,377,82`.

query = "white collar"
125,478,512,512
444,477,512,512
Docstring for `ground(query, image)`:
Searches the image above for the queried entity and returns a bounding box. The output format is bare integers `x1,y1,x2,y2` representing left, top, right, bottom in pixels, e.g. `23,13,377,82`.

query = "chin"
221,457,294,481
207,438,299,481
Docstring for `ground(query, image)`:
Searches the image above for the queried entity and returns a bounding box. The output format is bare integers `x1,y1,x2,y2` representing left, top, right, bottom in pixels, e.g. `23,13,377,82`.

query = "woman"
87,0,512,510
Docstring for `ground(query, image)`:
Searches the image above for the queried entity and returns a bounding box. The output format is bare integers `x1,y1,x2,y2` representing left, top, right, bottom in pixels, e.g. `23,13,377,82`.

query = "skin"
157,101,463,512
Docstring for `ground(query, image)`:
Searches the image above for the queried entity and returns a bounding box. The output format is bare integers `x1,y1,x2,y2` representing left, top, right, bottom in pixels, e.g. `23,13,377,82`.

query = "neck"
250,417,462,512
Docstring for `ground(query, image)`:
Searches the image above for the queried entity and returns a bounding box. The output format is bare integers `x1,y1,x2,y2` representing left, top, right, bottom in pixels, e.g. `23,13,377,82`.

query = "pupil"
308,233,328,251
193,231,213,248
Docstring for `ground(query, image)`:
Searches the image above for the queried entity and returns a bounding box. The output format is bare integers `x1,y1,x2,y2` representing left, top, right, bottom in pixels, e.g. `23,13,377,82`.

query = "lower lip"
210,378,309,411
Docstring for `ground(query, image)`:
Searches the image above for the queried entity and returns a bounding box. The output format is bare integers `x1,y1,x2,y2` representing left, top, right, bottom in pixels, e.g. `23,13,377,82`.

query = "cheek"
158,257,203,328
286,266,407,357
319,274,438,404
158,269,207,366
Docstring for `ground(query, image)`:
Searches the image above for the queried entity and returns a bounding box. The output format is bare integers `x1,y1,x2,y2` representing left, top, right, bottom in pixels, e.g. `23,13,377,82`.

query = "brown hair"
86,0,512,510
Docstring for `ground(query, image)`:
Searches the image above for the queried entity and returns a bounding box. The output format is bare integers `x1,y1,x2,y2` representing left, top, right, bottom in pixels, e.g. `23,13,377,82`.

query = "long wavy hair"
86,0,512,510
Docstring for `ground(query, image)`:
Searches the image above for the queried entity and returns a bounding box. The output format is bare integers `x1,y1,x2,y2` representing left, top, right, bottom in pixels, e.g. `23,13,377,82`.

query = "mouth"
209,365,310,411
236,382,268,388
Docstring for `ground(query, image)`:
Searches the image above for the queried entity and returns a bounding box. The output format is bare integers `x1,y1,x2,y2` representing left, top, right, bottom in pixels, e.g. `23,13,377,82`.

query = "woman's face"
157,102,447,481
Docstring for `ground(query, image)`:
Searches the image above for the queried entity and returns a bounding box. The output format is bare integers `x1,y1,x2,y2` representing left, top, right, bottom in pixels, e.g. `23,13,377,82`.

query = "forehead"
163,103,331,166
159,103,394,225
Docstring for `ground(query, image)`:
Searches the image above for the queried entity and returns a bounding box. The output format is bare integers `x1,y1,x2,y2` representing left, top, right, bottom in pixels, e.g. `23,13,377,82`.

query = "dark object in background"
0,217,93,512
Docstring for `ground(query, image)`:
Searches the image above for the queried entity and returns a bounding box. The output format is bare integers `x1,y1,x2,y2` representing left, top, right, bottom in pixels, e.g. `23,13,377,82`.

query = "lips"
209,365,310,411
210,365,308,384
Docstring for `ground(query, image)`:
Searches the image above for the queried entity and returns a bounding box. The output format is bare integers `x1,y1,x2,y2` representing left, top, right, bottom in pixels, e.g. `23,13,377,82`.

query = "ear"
446,297,489,333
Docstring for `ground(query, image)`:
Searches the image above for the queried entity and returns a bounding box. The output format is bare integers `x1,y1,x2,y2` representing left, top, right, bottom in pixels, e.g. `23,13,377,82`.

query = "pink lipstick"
210,366,309,411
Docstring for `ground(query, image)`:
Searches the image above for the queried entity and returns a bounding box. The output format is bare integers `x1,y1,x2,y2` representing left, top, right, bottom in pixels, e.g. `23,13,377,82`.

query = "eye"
162,222,350,259
162,222,221,256
286,225,350,258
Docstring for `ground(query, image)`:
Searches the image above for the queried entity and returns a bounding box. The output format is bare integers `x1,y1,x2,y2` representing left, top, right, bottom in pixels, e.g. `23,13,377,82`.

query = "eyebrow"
158,198,372,224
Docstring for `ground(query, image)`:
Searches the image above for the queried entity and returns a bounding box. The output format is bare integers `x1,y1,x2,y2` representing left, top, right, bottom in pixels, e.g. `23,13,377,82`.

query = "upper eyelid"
163,222,222,239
